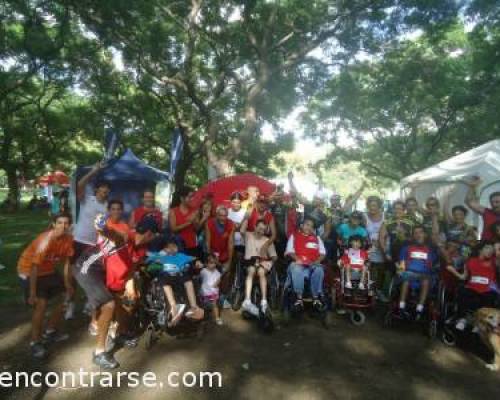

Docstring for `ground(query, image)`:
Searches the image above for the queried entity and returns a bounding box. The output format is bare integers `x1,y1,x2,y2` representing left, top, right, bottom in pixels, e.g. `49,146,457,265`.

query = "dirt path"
1,305,499,400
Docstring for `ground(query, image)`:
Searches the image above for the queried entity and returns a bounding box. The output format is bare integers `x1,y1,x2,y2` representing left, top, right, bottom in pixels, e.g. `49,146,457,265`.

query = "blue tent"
71,149,171,220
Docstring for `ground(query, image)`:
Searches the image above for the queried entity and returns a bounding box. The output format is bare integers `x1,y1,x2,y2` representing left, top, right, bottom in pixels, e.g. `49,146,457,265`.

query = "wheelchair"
135,263,207,350
281,263,332,329
332,264,376,326
383,271,440,339
230,256,281,313
437,268,463,346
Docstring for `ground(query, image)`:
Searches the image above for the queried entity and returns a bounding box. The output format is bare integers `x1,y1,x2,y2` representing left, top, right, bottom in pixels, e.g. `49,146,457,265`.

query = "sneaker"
293,299,304,313
93,351,119,369
88,323,98,337
336,308,347,315
358,282,365,290
377,290,389,303
242,299,259,317
185,307,204,321
455,318,467,331
115,334,139,348
345,281,353,289
222,299,232,309
472,325,479,334
64,301,75,320
260,300,269,315
42,330,69,344
313,299,325,313
169,304,186,326
82,301,93,316
415,311,423,321
30,342,47,359
215,318,224,326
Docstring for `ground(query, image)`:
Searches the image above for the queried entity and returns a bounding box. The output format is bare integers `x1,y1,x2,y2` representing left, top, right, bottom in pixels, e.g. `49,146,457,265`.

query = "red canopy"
192,173,277,208
37,170,70,186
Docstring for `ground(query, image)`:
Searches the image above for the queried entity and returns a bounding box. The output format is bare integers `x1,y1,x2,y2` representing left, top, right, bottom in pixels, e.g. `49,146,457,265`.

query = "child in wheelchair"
340,235,369,290
285,217,327,312
396,225,438,320
241,219,278,316
445,241,498,331
146,238,204,326
199,253,223,325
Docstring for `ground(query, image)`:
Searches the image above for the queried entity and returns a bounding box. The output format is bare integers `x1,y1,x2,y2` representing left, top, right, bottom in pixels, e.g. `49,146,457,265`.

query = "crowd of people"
16,162,500,369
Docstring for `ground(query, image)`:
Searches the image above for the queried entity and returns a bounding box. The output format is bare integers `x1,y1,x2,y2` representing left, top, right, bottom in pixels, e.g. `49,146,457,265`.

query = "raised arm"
288,171,308,205
464,176,485,215
77,161,104,201
342,182,365,213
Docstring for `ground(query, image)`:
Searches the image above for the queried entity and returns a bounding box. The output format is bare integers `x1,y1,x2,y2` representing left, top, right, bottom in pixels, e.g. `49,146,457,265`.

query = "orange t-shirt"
17,231,74,277
106,219,131,236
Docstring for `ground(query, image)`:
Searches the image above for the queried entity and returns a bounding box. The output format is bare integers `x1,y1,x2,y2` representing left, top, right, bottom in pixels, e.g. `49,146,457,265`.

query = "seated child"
285,217,326,311
147,238,204,325
339,235,369,290
446,241,498,330
199,253,223,325
17,213,74,359
241,219,278,316
397,225,438,317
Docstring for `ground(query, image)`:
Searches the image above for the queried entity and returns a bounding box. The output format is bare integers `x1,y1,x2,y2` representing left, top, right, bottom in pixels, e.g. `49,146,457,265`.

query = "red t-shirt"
292,232,321,265
207,218,234,262
100,233,134,292
481,208,500,240
132,206,163,230
341,248,369,270
172,206,198,249
247,208,274,232
465,257,497,294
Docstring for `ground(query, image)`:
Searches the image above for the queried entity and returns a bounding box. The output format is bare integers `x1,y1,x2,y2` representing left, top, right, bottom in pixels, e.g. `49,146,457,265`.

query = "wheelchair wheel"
384,310,393,328
441,327,456,346
231,288,243,311
144,323,155,350
350,310,366,326
428,320,438,339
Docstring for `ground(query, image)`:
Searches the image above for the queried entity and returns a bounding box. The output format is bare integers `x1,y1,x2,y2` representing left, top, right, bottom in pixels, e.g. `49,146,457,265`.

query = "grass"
0,208,50,305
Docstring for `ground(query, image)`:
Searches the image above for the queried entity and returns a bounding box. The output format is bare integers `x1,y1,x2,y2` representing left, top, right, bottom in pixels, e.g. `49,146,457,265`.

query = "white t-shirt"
228,208,247,247
365,213,384,263
200,268,221,297
74,195,108,245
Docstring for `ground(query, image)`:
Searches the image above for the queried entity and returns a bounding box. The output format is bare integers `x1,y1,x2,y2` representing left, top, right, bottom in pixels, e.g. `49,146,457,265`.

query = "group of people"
16,160,500,369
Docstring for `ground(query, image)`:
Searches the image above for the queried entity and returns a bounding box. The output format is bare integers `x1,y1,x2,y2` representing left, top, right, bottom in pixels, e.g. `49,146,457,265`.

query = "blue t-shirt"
336,223,368,245
399,243,437,274
146,251,194,274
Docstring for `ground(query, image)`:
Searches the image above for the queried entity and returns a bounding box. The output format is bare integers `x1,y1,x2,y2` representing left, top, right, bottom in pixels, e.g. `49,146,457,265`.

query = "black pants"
457,287,497,318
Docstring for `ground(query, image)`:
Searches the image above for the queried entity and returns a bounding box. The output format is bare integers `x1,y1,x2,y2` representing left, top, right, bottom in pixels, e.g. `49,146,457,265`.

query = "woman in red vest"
285,217,327,311
169,187,209,258
206,205,235,272
129,189,163,230
447,241,498,330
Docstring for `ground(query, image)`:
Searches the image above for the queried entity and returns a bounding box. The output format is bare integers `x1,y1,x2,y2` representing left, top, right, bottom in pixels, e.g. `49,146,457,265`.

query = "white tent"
400,139,500,232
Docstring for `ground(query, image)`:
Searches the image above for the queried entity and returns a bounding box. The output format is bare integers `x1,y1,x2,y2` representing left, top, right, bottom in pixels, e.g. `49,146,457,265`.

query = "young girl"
340,235,369,290
447,241,498,330
199,253,223,325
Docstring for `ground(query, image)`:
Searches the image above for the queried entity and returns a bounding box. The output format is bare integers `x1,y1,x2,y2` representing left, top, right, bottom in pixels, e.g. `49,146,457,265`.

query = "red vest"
133,206,163,230
207,218,234,262
247,208,274,233
172,206,197,249
465,257,497,294
481,208,500,240
293,232,320,265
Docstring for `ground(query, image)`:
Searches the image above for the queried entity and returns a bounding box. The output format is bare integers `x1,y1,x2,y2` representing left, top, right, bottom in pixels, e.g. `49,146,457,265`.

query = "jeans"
288,263,324,298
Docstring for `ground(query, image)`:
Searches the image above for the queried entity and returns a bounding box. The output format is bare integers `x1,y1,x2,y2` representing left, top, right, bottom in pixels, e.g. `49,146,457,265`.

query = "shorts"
243,258,272,273
348,268,363,280
400,271,430,282
202,293,219,305
159,270,193,286
19,272,65,303
73,247,113,310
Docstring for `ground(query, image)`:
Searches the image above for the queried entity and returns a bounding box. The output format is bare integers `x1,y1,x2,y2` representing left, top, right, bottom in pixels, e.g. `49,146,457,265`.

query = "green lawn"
0,209,50,305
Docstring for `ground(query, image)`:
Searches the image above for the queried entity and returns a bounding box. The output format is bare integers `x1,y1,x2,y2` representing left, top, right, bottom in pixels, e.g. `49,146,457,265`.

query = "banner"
169,127,184,178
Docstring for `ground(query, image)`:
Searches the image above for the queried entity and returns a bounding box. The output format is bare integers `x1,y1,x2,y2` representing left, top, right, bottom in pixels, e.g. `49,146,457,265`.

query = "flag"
170,127,184,177
103,128,120,162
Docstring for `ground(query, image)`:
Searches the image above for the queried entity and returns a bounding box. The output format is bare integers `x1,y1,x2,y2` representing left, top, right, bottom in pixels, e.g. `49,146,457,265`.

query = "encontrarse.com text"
0,369,222,389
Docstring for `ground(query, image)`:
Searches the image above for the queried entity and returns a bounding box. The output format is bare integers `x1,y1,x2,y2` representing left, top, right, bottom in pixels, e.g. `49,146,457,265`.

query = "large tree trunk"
171,129,195,206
